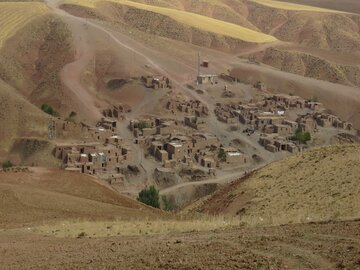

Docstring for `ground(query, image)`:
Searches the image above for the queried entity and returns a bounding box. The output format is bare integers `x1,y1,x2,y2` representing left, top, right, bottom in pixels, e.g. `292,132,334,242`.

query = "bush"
137,121,150,131
218,148,226,161
294,129,311,144
41,104,58,117
137,186,160,208
311,96,319,102
65,112,76,123
2,160,13,169
161,195,175,211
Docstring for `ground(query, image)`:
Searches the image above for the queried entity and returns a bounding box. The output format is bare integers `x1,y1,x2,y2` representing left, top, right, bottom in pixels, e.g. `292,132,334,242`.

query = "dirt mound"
0,168,163,229
193,144,360,226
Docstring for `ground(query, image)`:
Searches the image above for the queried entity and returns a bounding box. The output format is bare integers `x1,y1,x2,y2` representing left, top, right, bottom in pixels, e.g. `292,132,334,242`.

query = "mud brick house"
99,118,117,132
102,104,131,119
255,113,284,131
184,116,206,130
264,94,305,110
305,101,324,112
296,114,318,132
54,131,132,177
130,118,177,137
259,134,300,153
143,75,172,89
221,147,247,165
197,74,216,84
166,98,209,117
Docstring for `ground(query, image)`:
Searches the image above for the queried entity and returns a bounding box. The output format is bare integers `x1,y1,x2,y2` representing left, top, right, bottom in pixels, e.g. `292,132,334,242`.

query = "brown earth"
0,14,74,113
191,144,360,226
0,79,49,159
1,220,360,269
0,168,165,230
247,47,360,86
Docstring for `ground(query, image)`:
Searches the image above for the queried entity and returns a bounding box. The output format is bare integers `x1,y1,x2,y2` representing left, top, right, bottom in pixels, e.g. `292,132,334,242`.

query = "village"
51,69,357,185
129,115,248,172
214,92,354,153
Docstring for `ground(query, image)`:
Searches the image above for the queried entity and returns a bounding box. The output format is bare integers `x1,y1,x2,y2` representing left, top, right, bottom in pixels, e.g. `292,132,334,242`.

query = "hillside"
277,0,360,14
0,2,49,48
191,144,360,226
0,168,164,229
59,0,360,87
0,79,49,158
247,47,360,86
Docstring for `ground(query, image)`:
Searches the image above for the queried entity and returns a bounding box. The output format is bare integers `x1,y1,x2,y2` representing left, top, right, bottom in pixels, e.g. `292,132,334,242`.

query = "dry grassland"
0,2,49,48
27,216,241,238
63,0,277,42
251,0,344,13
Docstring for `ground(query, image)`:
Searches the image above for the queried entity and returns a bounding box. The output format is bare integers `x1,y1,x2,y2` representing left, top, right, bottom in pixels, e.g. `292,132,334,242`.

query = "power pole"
197,51,200,76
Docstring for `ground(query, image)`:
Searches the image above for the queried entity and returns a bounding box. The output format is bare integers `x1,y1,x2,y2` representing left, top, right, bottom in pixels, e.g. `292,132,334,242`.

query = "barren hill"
0,168,163,229
192,144,360,226
247,47,360,86
0,79,49,158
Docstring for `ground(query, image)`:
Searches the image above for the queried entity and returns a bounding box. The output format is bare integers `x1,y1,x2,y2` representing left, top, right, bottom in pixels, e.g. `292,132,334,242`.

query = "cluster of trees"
137,185,160,208
294,128,311,143
137,185,175,211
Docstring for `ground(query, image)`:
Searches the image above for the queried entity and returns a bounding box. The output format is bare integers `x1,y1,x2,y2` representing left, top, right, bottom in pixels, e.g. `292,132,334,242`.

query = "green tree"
218,148,226,161
294,129,311,143
137,121,150,131
2,160,13,169
137,186,160,208
41,104,58,117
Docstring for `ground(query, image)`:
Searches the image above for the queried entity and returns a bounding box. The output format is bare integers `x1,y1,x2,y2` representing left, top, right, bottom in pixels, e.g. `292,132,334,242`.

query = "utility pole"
197,51,200,76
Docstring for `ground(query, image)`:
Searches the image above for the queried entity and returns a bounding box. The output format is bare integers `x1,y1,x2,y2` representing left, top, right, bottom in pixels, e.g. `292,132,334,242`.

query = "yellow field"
0,2,49,48
251,0,343,13
63,0,277,43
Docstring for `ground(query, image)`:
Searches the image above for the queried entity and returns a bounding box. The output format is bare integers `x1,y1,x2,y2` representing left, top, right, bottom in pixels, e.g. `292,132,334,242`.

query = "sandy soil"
1,220,360,269
0,168,165,229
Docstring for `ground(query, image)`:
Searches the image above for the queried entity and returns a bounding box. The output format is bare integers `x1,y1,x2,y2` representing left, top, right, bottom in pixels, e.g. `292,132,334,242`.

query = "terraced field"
0,2,49,48
251,0,344,13
63,0,277,43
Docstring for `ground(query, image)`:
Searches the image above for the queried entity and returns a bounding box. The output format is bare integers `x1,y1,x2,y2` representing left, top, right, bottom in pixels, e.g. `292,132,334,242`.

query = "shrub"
161,195,175,211
218,148,226,161
2,160,13,169
311,96,319,102
137,121,150,131
65,112,76,123
137,186,160,208
294,128,311,143
41,104,58,117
